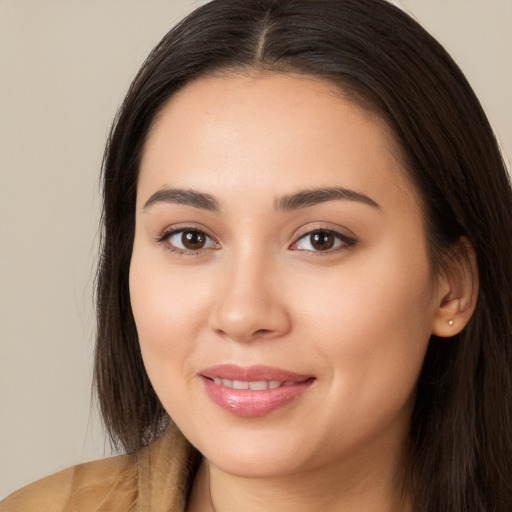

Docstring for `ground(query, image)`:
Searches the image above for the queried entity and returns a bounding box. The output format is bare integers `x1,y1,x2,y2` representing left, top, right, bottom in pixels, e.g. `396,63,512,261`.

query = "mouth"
199,364,315,417
208,378,308,390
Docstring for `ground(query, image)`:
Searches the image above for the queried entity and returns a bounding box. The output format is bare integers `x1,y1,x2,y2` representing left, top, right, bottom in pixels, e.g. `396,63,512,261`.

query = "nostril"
255,329,272,336
208,295,292,342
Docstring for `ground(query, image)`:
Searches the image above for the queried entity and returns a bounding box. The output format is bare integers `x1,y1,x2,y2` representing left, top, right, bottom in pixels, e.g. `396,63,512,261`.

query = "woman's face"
130,73,444,479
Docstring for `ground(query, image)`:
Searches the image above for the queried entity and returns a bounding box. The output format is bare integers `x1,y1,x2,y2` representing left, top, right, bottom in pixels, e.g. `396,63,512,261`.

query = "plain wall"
0,0,510,499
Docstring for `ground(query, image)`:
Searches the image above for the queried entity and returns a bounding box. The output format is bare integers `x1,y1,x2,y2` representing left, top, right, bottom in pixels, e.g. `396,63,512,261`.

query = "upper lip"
200,364,313,382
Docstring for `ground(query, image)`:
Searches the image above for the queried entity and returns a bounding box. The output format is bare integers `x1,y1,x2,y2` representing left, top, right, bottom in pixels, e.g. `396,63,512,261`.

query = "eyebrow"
142,186,379,213
274,187,380,211
143,188,219,212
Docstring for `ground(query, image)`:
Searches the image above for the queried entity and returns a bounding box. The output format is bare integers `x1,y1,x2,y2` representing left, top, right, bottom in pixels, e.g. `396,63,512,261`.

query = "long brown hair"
94,1,512,510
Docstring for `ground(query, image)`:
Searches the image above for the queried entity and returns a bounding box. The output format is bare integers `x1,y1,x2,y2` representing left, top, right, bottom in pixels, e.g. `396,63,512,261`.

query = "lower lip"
200,377,314,417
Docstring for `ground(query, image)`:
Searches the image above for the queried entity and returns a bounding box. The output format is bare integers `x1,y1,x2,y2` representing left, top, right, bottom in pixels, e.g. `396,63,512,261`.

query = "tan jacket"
0,425,195,512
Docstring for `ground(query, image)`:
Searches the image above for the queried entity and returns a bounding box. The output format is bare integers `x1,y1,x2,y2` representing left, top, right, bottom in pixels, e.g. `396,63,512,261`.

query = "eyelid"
154,222,356,255
156,222,213,241
156,224,220,254
289,225,357,253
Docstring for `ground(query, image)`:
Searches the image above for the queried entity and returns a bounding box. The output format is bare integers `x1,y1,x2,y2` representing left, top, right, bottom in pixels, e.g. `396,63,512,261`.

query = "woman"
2,0,511,511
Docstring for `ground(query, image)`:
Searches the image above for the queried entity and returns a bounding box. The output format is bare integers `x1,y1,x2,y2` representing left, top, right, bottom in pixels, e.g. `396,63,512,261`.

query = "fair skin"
130,73,476,512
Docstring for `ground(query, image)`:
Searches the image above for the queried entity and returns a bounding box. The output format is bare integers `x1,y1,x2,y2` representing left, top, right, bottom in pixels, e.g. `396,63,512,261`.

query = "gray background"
1,0,510,499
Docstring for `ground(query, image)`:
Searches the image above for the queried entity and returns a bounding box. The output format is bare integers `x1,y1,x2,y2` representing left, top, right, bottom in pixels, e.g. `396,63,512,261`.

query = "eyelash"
290,227,356,255
156,227,219,255
157,226,356,255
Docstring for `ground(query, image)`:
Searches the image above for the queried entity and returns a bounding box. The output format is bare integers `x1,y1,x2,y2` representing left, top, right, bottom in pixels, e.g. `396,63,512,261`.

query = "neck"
188,450,411,512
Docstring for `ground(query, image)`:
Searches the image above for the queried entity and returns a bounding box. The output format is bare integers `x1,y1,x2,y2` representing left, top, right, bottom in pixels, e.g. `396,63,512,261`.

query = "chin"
205,449,305,479
186,423,313,478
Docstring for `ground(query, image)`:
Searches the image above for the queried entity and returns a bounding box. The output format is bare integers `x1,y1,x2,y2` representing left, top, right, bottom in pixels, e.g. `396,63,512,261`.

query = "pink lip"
199,364,315,417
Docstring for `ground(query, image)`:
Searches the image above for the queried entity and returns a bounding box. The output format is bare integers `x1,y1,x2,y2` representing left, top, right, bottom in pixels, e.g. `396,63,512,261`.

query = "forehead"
138,72,418,215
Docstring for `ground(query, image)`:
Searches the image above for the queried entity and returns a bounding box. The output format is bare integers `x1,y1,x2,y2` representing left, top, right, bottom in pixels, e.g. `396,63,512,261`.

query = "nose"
208,250,291,343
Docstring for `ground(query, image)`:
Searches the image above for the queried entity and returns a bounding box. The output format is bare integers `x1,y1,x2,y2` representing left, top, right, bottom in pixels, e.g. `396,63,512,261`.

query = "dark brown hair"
94,1,512,510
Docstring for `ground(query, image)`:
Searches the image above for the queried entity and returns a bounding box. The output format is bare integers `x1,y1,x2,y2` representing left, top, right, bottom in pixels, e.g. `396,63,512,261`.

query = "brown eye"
164,229,217,253
310,231,335,251
182,230,206,250
293,229,354,253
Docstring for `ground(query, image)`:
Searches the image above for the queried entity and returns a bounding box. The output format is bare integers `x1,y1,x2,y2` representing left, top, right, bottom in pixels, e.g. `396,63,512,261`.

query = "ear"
431,237,479,337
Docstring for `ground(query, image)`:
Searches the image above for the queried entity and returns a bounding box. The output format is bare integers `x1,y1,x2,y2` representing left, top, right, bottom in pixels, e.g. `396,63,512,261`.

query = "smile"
211,378,306,390
199,364,315,417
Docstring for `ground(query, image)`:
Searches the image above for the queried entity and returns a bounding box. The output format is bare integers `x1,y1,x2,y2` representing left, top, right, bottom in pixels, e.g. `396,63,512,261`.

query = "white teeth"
249,381,268,390
232,379,249,390
211,378,297,390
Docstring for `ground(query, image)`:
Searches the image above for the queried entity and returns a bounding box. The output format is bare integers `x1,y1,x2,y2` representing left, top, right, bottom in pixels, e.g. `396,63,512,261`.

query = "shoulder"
0,453,138,512
0,426,196,512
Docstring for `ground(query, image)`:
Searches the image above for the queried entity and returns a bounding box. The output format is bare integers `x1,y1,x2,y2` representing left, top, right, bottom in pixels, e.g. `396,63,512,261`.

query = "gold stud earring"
448,320,454,326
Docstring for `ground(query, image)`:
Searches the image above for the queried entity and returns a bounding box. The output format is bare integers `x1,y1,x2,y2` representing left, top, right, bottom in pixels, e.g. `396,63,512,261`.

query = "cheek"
128,251,219,428
293,244,435,410
129,250,211,376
